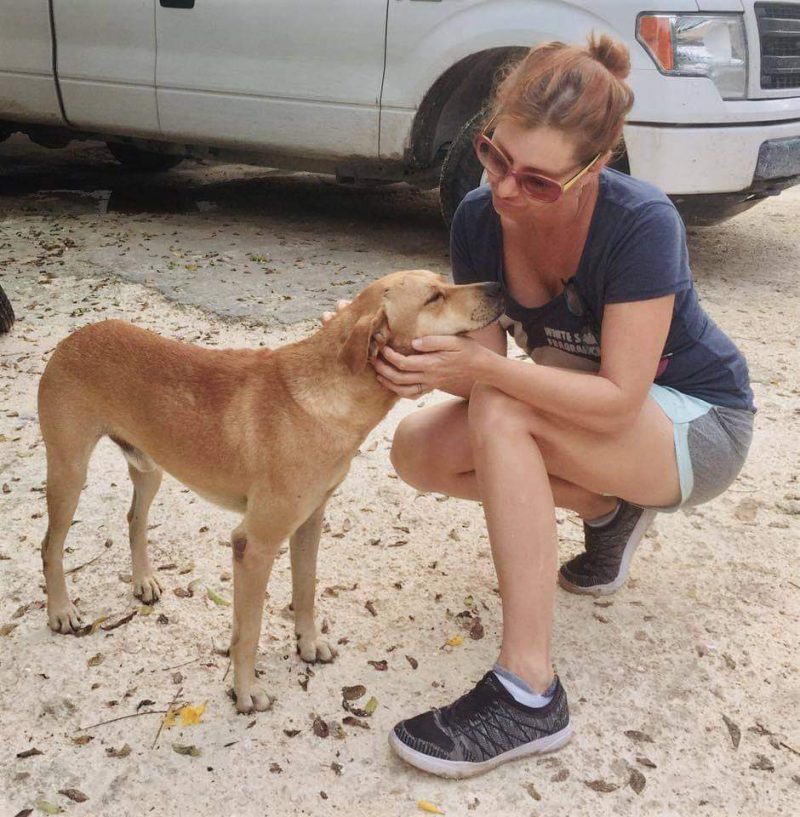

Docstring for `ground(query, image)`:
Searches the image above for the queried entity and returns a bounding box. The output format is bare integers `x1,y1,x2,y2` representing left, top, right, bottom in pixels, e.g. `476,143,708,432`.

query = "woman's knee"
390,413,436,487
468,383,533,442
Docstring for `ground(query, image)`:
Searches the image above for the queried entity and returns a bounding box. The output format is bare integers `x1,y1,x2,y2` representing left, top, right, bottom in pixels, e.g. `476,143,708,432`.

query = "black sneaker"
388,671,571,778
558,500,656,596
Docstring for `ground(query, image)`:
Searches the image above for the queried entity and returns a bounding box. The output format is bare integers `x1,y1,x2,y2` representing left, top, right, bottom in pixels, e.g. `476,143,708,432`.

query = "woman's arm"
393,293,675,435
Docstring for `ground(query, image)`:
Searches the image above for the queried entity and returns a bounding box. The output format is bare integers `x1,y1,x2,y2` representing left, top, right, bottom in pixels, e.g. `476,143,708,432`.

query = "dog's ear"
339,306,388,375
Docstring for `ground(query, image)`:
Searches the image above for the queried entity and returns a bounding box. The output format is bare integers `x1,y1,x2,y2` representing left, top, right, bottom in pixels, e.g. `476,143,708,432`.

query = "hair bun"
587,33,630,80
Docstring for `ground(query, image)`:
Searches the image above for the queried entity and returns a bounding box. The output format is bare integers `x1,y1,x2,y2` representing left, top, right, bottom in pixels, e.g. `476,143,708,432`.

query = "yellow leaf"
179,701,207,727
445,635,463,647
206,587,231,607
418,801,445,815
163,708,178,729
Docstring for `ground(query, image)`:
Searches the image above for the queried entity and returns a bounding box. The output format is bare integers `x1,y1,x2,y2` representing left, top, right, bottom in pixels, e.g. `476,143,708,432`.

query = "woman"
328,35,755,778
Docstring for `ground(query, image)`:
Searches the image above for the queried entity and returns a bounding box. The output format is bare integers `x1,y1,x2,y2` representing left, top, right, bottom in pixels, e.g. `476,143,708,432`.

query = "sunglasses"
473,118,601,204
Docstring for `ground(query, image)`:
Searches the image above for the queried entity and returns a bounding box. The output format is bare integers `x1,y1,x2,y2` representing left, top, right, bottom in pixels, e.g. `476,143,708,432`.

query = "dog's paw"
47,601,83,634
234,684,275,715
133,574,164,605
297,632,337,664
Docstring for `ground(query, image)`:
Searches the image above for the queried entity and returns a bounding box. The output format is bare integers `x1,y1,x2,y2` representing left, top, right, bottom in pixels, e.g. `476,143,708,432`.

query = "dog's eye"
425,291,444,306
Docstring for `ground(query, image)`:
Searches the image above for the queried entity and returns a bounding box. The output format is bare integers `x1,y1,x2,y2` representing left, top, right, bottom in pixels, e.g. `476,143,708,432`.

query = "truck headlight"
637,14,747,100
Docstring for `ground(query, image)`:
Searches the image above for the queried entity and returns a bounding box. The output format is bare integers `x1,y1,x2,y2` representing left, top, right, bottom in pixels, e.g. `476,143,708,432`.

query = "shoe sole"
558,508,657,597
388,723,572,779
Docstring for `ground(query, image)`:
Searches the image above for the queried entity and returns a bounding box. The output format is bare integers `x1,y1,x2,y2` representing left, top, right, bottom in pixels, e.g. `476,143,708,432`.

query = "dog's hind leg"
124,457,164,604
290,500,336,664
41,434,99,633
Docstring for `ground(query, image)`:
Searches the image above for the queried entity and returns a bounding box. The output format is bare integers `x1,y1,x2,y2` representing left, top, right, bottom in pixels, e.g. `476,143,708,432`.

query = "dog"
37,269,503,713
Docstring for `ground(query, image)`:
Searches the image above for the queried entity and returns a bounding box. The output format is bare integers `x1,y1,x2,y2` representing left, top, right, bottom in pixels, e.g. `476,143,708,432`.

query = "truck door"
52,0,159,134
0,0,62,125
155,0,388,159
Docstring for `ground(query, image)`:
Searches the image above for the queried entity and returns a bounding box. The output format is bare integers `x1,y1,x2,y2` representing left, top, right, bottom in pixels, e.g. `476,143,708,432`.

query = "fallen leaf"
16,748,43,759
636,756,656,768
106,744,131,758
624,730,654,743
584,779,619,793
34,801,63,815
364,696,378,716
629,768,646,794
367,660,387,671
406,655,419,670
207,587,231,607
172,743,201,757
72,734,93,746
445,635,464,647
179,702,207,726
343,715,370,729
312,716,329,738
417,801,445,815
342,685,366,701
722,714,741,749
523,782,541,801
58,789,88,803
1,623,19,636
551,768,569,782
750,754,775,771
87,653,104,667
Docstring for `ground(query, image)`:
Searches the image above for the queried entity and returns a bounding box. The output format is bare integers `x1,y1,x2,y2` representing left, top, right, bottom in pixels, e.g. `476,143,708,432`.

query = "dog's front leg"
290,501,336,663
229,520,281,714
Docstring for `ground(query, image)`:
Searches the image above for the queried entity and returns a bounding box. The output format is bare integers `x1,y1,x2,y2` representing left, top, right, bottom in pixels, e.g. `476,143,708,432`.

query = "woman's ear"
338,306,388,374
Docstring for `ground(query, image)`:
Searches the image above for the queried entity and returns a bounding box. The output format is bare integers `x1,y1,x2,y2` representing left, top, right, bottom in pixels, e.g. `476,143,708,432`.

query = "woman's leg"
391,398,617,521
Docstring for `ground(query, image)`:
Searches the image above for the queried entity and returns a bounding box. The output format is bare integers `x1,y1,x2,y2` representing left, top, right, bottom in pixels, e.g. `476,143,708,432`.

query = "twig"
222,658,231,683
65,550,107,576
80,709,168,731
152,686,183,750
780,741,800,757
101,610,138,632
789,581,800,591
161,658,200,672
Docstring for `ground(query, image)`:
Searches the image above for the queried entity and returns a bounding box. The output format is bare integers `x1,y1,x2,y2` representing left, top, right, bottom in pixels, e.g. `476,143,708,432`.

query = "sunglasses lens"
475,138,508,178
520,174,562,203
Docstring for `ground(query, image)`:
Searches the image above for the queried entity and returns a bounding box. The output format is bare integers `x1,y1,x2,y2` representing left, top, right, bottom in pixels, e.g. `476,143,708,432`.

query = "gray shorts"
647,384,755,512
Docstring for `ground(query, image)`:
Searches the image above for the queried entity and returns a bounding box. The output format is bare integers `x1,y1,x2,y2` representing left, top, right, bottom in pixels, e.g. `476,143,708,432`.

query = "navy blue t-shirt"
451,169,755,412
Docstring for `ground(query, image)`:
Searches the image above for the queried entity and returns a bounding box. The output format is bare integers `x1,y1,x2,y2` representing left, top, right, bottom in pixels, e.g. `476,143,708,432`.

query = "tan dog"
38,270,503,712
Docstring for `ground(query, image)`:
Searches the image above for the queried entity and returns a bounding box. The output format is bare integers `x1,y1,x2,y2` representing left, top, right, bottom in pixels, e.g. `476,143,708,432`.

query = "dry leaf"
523,782,541,801
172,743,201,757
16,748,43,759
87,653,104,667
179,702,207,726
584,779,619,793
312,716,329,738
722,714,741,749
106,744,131,758
58,789,88,803
445,635,464,647
629,768,646,794
1,623,18,636
418,801,445,815
342,685,366,701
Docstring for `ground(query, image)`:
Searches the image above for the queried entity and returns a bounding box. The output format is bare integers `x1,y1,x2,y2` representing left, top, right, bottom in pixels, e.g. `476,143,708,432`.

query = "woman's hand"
321,299,351,325
373,334,493,398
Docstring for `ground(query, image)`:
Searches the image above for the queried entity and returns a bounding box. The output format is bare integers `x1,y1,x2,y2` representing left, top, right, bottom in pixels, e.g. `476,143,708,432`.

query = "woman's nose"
495,172,520,198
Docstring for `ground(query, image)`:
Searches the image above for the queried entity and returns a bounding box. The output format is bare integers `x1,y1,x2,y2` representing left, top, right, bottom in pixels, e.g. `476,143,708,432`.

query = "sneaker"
388,671,571,778
558,500,656,596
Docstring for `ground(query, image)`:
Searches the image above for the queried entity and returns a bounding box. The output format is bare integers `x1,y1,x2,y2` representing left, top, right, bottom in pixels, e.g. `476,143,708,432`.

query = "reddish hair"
489,34,635,164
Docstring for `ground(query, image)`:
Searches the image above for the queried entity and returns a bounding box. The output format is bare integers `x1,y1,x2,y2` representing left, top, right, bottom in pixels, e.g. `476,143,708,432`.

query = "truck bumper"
624,121,800,225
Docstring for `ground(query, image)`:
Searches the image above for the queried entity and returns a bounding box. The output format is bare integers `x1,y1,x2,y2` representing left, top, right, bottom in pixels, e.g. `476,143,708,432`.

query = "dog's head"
338,269,504,374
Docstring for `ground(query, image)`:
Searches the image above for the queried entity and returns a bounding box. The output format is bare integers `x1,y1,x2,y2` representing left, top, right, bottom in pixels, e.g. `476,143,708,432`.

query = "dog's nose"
483,282,503,299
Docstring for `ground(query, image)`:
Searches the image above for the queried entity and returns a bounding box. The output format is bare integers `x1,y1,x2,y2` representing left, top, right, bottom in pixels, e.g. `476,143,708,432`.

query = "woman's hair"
488,34,635,164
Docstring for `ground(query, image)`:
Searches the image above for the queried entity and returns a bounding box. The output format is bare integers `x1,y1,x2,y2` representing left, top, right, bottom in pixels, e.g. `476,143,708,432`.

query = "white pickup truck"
2,0,799,225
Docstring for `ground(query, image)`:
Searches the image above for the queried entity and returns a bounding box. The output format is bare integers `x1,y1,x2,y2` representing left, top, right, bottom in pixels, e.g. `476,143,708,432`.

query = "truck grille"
756,3,800,89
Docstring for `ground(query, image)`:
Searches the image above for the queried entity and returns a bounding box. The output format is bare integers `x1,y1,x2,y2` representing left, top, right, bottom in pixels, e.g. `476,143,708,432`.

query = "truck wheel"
439,110,487,227
106,142,184,172
0,285,15,334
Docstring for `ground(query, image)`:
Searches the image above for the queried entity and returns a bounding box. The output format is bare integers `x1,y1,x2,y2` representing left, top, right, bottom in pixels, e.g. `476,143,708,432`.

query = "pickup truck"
2,0,800,226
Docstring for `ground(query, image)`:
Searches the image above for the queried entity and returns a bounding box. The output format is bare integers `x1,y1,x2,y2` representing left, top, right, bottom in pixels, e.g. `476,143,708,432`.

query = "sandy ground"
0,137,798,817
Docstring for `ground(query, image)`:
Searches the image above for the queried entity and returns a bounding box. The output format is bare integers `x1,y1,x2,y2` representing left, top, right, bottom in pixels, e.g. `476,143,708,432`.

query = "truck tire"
439,110,487,227
0,284,15,334
439,110,632,227
106,142,184,172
